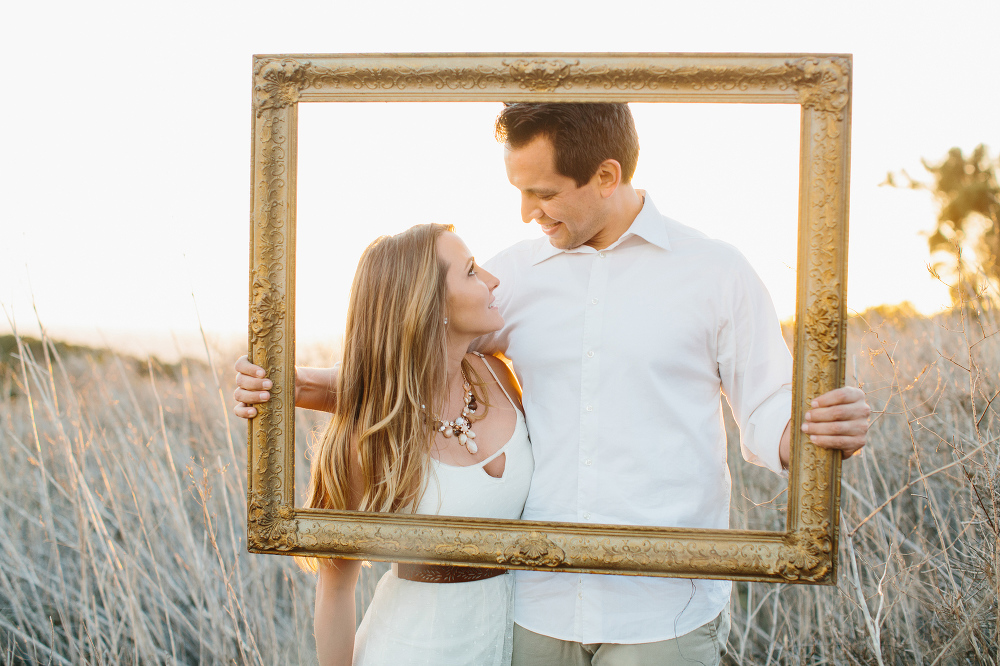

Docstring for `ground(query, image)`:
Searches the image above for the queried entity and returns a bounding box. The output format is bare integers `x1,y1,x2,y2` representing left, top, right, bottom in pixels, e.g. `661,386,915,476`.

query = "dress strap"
477,442,509,466
470,351,516,410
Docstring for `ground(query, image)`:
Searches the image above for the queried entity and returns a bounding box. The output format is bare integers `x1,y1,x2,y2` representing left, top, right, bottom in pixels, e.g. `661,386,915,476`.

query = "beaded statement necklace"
431,371,480,454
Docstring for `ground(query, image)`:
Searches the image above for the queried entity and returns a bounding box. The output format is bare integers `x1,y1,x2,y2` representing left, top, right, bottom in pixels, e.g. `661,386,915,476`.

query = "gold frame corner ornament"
247,52,851,585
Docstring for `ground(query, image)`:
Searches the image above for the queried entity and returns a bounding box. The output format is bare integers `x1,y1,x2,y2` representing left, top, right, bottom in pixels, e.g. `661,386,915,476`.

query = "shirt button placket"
579,250,607,524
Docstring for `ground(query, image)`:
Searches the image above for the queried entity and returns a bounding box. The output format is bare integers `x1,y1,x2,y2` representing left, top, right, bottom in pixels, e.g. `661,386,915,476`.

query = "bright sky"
2,0,997,361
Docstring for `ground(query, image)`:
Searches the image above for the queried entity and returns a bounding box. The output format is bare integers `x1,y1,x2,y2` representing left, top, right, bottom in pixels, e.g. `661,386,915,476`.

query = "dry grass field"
1,305,997,664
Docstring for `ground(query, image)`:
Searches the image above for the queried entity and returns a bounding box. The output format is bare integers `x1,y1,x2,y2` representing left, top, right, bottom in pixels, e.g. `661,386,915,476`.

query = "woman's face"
438,231,503,339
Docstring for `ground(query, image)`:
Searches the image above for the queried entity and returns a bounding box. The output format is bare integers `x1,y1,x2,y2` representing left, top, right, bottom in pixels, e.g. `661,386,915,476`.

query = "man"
235,103,869,665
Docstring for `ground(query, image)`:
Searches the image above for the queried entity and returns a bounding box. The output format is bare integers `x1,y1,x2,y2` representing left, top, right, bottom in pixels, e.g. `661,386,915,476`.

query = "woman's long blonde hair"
304,223,488,515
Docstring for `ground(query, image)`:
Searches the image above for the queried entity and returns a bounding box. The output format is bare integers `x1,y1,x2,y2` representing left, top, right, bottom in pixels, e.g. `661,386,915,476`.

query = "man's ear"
595,159,623,198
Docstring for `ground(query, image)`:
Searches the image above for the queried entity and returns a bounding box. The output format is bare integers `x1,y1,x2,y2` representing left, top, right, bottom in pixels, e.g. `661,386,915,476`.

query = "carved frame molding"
247,53,851,584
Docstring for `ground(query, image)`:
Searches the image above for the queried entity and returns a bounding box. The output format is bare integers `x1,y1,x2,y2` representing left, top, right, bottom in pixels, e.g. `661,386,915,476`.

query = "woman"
235,223,531,666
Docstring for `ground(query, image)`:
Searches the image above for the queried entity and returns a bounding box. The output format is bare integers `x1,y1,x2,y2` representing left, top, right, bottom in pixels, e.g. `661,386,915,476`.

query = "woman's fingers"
234,402,258,419
234,386,271,405
233,355,272,419
234,355,272,391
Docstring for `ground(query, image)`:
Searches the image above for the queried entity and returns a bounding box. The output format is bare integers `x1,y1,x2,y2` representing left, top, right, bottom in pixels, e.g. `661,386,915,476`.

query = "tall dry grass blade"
0,615,73,666
844,515,886,666
9,325,78,663
4,304,998,663
191,291,242,499
849,441,989,537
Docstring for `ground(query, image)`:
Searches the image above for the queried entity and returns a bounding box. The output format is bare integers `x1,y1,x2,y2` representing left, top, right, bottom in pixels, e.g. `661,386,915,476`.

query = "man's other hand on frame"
778,386,871,467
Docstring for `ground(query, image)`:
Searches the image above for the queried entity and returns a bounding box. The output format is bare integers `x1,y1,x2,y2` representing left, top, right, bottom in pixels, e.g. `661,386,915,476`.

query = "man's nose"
521,196,541,224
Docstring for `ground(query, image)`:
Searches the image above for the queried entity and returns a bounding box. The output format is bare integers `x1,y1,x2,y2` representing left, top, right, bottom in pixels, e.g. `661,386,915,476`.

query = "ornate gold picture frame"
247,53,851,584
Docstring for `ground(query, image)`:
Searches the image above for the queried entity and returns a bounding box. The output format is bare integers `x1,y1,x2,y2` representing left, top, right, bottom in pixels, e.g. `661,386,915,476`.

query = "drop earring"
444,317,449,325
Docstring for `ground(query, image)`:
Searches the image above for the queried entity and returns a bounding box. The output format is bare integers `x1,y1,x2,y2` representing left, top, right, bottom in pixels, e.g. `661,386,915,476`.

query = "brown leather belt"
396,562,507,583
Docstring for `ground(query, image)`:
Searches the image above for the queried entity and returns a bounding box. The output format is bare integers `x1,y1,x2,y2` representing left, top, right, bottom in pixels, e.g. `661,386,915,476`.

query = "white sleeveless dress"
352,360,533,666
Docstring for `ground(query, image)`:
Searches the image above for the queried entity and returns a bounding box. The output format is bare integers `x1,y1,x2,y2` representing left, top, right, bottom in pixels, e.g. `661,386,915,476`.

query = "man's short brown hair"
495,103,640,187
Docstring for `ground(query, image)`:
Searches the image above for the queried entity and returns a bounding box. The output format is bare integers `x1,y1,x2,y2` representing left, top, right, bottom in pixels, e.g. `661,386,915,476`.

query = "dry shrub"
0,334,328,664
728,303,999,665
2,301,998,664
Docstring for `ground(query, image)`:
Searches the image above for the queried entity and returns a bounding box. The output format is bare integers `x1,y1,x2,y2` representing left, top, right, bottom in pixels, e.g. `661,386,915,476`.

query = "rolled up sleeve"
717,253,793,476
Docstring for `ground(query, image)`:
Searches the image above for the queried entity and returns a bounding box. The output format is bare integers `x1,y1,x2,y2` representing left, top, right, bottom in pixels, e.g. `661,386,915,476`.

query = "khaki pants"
512,607,730,666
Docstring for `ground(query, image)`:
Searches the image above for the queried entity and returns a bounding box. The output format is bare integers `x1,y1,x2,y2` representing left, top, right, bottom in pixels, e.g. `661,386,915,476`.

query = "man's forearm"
296,366,338,413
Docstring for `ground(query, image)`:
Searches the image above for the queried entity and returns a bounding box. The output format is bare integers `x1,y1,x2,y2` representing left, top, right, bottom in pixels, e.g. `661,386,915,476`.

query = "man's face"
503,134,608,250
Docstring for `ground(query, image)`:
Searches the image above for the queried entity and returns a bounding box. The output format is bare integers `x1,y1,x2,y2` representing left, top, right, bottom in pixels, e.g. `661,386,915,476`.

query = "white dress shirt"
475,194,793,644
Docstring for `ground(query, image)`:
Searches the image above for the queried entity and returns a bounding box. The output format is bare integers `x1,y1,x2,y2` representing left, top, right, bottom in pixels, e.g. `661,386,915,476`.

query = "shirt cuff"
741,386,792,476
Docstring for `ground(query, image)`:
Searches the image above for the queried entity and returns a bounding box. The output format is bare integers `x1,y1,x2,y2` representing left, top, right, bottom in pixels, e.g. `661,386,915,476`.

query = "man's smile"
539,221,561,236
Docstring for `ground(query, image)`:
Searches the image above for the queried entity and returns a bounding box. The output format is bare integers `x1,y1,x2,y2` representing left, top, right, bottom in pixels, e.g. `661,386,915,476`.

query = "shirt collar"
530,191,672,265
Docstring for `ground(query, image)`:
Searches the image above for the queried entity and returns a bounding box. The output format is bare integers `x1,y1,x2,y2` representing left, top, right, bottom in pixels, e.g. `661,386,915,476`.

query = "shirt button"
583,512,591,520
584,459,593,466
598,252,606,258
591,298,598,305
586,405,594,412
587,350,595,358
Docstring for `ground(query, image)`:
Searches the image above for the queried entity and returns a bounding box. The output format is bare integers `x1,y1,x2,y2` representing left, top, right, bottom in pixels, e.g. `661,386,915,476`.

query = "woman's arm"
233,355,339,417
297,366,339,413
314,436,366,666
314,558,362,666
